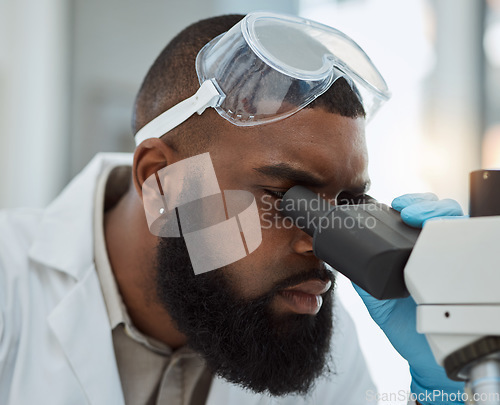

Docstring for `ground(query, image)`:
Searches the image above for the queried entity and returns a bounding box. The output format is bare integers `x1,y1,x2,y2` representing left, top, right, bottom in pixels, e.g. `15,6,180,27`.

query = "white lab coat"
0,153,376,405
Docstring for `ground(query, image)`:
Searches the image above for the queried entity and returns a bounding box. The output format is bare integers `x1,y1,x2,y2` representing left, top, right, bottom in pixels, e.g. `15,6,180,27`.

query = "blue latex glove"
392,192,465,228
354,193,466,405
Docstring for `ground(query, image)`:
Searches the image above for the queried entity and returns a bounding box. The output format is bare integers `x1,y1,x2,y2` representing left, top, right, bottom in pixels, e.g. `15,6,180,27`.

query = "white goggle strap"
134,79,223,147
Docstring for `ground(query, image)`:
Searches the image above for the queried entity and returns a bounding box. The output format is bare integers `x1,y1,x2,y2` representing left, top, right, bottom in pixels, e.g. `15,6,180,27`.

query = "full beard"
155,237,336,397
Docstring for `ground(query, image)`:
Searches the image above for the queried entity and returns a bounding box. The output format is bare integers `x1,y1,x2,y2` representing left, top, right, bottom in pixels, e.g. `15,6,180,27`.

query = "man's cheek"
255,223,297,267
260,210,276,231
259,207,296,234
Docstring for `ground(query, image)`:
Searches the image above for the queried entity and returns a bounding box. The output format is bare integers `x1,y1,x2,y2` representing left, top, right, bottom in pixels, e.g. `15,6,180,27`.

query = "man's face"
154,108,369,396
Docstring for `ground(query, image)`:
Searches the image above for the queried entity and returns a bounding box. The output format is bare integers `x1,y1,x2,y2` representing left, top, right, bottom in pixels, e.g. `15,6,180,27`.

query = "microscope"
280,170,500,405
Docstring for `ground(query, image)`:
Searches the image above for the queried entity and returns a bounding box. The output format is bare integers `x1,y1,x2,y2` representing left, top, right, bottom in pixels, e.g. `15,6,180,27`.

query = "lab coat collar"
48,263,126,405
30,153,132,405
28,153,132,280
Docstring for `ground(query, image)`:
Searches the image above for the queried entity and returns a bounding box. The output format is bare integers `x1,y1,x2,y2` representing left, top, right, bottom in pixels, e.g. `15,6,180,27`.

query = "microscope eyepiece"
279,186,420,299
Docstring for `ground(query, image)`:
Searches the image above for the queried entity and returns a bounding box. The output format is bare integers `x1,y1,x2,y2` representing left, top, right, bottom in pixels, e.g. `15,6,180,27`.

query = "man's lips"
276,279,332,315
282,279,332,295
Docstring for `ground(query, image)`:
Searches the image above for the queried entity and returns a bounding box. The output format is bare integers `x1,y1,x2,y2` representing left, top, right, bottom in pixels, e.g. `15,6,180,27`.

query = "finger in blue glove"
392,194,464,228
391,193,438,212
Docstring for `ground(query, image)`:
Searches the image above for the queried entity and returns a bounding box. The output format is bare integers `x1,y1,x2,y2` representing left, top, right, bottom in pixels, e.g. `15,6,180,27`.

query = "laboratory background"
0,0,498,403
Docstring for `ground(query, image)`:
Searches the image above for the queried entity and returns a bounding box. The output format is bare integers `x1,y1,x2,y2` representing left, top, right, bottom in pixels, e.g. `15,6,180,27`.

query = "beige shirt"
93,165,212,405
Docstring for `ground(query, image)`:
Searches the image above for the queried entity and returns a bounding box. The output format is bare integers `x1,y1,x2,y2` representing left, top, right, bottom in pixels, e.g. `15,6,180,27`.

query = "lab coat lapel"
28,152,132,279
47,263,125,405
28,153,131,405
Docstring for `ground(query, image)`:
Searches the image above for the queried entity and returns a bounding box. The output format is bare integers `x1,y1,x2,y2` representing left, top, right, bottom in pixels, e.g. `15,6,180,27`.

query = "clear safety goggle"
135,11,391,146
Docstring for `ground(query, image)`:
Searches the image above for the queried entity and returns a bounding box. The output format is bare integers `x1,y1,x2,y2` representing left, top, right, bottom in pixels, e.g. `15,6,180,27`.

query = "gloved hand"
391,192,465,228
354,193,466,405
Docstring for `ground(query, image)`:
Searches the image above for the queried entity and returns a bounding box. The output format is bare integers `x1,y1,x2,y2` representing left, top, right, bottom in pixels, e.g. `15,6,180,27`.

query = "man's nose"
290,230,314,256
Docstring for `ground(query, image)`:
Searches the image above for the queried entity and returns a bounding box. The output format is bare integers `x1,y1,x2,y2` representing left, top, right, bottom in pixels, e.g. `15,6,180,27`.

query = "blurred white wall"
0,0,69,208
423,0,485,209
483,0,500,167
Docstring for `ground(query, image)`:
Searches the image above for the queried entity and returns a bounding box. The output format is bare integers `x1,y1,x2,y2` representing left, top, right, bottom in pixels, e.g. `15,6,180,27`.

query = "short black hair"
133,14,365,151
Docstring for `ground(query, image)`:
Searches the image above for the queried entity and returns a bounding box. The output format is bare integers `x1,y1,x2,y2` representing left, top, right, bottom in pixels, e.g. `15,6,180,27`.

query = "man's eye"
264,189,286,199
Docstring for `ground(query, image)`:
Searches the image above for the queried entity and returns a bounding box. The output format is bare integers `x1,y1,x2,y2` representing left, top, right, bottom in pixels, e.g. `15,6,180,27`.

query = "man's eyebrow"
253,163,327,187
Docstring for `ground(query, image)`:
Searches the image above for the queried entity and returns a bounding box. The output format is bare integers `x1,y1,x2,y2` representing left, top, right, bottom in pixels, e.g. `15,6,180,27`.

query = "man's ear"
132,138,177,199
